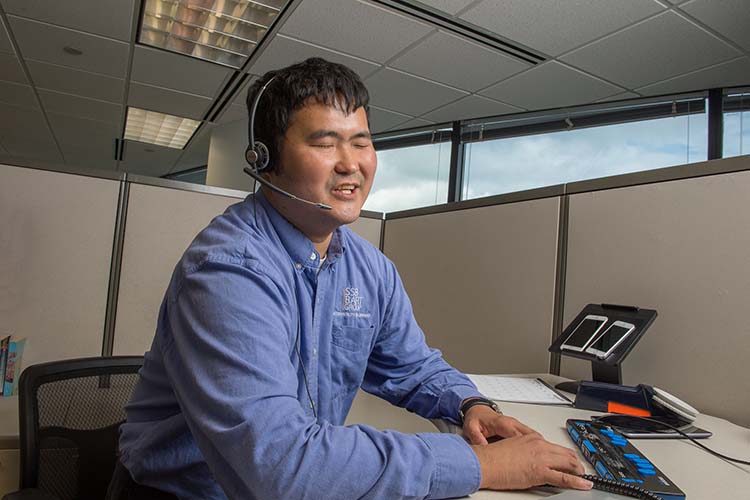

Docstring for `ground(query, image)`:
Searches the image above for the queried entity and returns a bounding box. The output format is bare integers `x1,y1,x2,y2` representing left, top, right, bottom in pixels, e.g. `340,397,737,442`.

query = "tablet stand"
549,304,657,395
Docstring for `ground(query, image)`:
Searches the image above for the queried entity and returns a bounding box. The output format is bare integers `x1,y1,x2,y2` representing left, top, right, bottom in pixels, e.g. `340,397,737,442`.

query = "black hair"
246,57,370,173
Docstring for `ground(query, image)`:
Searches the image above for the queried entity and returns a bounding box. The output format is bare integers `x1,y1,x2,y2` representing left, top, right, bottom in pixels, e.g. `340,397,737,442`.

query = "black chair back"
17,356,143,500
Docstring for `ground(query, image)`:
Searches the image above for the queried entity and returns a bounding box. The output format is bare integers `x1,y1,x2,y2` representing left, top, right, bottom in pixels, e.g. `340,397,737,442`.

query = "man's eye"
353,142,371,149
312,144,334,148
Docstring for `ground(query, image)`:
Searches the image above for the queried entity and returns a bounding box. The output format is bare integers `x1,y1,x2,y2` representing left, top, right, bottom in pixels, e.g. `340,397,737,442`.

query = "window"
165,167,207,185
461,98,707,200
364,141,451,213
723,90,749,158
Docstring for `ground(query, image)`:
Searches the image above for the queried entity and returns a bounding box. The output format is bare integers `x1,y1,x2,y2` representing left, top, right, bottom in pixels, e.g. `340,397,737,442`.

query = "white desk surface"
442,374,750,499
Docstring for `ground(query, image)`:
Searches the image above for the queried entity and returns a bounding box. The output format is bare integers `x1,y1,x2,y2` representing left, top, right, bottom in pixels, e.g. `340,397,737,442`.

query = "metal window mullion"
447,121,465,202
707,88,724,160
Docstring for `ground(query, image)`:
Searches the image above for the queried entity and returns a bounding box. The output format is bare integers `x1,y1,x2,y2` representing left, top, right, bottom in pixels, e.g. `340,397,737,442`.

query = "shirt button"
310,253,316,260
295,263,302,270
313,348,317,357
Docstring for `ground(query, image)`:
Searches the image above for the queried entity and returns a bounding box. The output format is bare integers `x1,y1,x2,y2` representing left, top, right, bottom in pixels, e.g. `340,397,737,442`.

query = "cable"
600,415,749,466
294,296,316,419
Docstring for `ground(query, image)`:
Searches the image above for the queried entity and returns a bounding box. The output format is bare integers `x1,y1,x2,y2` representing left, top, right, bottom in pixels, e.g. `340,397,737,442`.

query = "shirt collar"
254,189,345,270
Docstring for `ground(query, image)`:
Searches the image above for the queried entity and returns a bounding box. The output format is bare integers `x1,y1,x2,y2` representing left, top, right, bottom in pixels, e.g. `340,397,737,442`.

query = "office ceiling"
0,0,748,178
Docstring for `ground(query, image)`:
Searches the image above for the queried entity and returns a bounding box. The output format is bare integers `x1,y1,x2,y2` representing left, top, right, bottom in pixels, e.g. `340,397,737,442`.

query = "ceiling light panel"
124,107,201,149
140,0,287,67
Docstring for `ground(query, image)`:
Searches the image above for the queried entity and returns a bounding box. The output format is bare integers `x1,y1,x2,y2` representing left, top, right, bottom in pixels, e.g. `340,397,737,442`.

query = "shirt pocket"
330,324,374,399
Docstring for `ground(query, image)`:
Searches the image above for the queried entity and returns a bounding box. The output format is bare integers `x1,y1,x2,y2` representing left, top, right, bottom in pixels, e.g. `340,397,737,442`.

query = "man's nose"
335,147,360,174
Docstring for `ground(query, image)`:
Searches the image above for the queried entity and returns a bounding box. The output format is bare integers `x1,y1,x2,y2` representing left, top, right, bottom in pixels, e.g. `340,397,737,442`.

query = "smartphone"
560,315,608,352
584,320,635,358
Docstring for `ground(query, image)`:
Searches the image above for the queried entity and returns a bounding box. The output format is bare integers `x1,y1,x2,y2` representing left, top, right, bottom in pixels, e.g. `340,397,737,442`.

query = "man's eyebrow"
308,130,341,141
307,130,372,141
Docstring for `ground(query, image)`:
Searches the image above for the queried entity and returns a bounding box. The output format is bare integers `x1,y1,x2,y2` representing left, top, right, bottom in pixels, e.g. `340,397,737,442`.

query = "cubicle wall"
4,156,750,431
376,155,750,427
561,169,750,427
113,183,243,355
0,164,119,369
383,197,561,374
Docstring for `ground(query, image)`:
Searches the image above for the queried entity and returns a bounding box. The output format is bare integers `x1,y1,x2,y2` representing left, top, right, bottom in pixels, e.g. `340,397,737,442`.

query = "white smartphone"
584,320,636,358
560,315,608,352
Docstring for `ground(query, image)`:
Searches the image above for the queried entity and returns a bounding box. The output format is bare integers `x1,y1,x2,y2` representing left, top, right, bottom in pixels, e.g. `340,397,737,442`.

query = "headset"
243,75,332,211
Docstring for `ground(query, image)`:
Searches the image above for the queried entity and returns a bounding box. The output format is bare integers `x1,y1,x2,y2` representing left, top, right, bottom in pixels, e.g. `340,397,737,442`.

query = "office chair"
3,356,144,500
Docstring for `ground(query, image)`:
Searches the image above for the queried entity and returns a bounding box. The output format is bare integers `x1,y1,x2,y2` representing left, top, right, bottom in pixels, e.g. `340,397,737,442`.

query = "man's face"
267,100,376,231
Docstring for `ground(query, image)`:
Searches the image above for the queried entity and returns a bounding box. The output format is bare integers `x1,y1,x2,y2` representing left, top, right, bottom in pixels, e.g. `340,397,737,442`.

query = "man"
117,58,592,499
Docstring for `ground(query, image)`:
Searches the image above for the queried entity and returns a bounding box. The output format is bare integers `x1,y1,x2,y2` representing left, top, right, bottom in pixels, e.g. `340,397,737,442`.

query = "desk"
436,375,750,499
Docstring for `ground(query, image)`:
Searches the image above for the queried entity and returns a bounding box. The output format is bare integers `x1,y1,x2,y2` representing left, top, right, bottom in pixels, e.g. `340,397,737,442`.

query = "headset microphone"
243,75,332,211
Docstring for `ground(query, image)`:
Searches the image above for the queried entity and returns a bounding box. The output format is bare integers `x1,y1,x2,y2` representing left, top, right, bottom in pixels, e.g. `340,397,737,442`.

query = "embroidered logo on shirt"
343,287,362,312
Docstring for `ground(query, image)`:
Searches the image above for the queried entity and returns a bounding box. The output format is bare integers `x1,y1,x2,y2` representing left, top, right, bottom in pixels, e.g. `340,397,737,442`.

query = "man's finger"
543,470,593,490
465,422,489,445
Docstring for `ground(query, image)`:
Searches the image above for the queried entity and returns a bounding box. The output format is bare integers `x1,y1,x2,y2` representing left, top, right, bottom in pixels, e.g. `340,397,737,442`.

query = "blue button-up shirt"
119,190,483,499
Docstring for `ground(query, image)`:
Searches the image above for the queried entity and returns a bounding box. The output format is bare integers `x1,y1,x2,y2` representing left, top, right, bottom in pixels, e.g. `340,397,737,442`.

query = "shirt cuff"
417,432,481,499
438,384,485,425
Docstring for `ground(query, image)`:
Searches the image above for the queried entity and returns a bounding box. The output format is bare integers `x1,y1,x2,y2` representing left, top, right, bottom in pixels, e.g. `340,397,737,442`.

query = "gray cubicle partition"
0,164,120,368
562,161,750,427
113,182,244,355
382,197,561,375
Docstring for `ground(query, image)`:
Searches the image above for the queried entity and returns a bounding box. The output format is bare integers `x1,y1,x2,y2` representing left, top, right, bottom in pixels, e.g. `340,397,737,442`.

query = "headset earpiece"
245,141,270,172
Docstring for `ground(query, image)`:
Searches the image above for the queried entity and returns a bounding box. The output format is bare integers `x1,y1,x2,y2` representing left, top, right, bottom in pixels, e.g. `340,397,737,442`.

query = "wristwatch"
459,397,501,424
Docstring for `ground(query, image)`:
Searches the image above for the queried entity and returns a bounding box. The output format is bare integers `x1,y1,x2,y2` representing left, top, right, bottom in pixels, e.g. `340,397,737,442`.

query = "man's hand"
471,433,593,491
462,404,535,445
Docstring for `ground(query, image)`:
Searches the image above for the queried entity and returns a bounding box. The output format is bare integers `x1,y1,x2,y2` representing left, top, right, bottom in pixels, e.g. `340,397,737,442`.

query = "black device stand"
549,303,657,394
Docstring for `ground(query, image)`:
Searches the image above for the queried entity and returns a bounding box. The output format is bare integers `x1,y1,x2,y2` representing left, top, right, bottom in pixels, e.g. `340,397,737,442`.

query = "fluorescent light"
124,107,201,149
139,0,287,67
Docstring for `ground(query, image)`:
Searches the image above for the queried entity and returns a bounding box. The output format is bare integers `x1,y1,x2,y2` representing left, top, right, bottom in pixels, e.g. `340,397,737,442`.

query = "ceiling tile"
128,82,211,121
422,95,523,123
1,0,135,42
131,46,231,98
0,52,26,84
390,30,529,92
120,140,182,177
365,68,468,116
369,105,412,133
0,17,13,54
9,16,129,77
594,91,640,103
561,11,741,89
249,35,381,80
389,117,435,131
637,57,750,96
27,61,124,103
230,76,256,108
681,0,750,51
0,103,61,161
47,112,120,160
38,89,122,124
413,0,475,16
0,81,37,109
280,0,433,63
216,103,247,125
459,0,664,56
480,61,622,109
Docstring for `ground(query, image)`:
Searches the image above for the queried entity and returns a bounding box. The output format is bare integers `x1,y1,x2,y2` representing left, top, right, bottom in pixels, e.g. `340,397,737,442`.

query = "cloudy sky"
362,108,750,214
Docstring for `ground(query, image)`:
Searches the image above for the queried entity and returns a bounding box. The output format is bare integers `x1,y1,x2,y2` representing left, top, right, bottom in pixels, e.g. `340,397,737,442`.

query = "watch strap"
459,397,500,423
